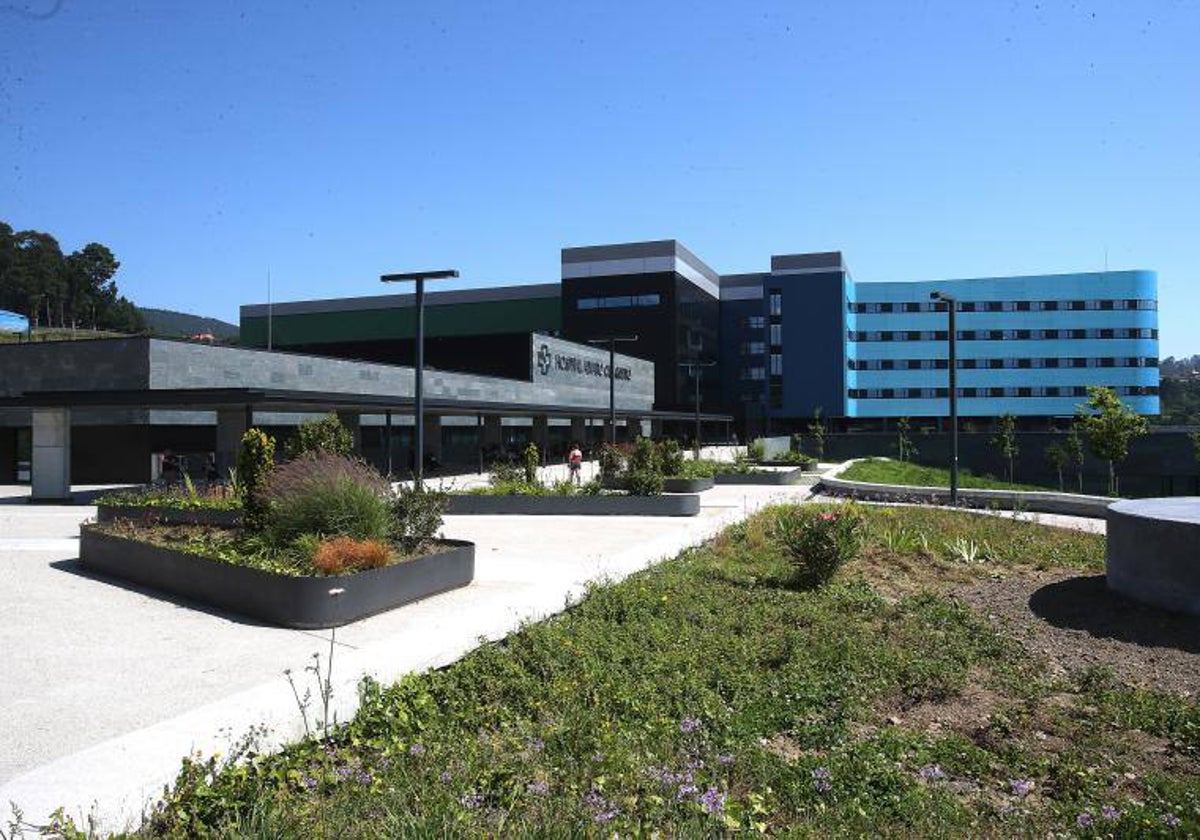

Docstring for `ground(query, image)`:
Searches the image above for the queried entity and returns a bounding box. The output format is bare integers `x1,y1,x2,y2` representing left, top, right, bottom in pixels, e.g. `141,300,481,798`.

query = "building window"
769,290,782,316
769,354,783,376
576,294,660,311
744,315,766,329
769,323,782,346
740,341,766,355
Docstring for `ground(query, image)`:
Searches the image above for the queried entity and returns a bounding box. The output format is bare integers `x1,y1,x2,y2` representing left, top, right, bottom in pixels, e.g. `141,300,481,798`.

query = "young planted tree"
1078,386,1149,496
1064,423,1085,493
1044,442,1067,492
896,417,917,462
992,414,1019,484
807,407,826,464
523,442,540,485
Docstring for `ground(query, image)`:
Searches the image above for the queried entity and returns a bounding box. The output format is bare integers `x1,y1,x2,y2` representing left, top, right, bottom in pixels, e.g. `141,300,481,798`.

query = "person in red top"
568,442,583,485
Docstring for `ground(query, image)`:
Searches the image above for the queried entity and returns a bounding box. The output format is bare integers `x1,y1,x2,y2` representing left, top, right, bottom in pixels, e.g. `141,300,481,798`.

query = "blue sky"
3,1,1196,356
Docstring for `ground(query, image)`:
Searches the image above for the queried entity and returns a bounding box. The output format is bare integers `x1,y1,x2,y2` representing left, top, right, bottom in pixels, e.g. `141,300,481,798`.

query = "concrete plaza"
0,470,814,833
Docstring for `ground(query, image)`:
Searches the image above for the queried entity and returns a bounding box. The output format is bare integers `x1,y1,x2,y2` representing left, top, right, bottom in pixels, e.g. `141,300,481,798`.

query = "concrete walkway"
0,477,811,833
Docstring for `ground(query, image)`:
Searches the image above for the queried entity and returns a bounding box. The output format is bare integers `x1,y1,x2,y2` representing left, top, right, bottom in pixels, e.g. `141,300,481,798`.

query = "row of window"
576,294,661,311
848,385,1159,400
848,356,1160,371
849,298,1157,314
740,354,784,381
849,328,1159,342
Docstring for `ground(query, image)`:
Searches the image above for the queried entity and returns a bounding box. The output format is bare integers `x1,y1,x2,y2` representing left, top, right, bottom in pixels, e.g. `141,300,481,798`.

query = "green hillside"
141,308,238,340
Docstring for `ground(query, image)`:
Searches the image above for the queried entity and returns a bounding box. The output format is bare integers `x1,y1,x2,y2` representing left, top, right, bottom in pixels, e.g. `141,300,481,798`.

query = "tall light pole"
381,269,459,488
587,335,638,445
679,360,716,459
930,290,959,506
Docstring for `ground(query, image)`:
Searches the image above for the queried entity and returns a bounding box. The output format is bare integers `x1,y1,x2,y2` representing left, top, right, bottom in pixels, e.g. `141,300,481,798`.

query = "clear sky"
3,1,1196,356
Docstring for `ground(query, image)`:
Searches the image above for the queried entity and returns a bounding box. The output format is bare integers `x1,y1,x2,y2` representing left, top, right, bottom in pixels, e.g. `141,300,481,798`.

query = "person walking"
568,442,583,485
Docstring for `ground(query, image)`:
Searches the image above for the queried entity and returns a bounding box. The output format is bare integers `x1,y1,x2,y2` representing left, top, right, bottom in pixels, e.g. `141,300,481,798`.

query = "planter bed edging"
78,527,475,629
97,504,242,527
818,474,1116,518
663,477,715,493
446,494,700,516
714,467,808,486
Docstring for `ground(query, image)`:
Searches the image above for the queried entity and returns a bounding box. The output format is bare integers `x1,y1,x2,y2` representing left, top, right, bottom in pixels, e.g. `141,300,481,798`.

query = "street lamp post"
679,360,716,459
930,291,959,505
587,335,638,445
381,269,459,488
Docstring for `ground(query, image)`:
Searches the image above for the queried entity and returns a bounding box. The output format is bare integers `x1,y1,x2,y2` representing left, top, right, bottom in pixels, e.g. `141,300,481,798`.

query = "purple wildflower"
526,736,545,752
1163,813,1181,828
409,743,426,757
334,765,354,779
1009,778,1034,797
593,808,618,824
356,770,374,785
917,764,946,780
812,766,832,793
439,770,453,783
677,783,699,801
717,753,734,765
1101,805,1120,820
459,792,485,809
1077,812,1094,828
700,787,727,815
526,779,550,796
301,774,318,789
680,716,702,733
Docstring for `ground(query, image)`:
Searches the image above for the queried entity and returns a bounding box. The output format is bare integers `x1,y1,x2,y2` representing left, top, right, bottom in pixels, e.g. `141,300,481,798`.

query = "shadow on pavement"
49,558,281,629
1028,574,1200,654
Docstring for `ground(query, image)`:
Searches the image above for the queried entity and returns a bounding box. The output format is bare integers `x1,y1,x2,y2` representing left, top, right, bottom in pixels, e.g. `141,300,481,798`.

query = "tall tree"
1064,423,1085,493
1078,386,1149,496
64,243,120,329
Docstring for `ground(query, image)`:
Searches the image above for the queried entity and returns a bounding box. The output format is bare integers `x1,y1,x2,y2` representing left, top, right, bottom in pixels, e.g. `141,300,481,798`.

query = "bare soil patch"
954,569,1200,697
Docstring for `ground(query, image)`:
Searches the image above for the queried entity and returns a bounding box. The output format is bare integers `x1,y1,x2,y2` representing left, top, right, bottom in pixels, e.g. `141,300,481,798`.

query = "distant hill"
142,308,238,341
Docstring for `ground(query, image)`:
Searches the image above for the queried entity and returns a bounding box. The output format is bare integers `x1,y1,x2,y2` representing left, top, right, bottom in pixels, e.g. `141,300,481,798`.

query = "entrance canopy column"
31,407,71,502
215,408,249,478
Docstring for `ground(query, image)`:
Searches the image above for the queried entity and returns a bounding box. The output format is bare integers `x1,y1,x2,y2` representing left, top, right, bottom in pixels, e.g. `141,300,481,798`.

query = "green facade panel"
242,297,562,348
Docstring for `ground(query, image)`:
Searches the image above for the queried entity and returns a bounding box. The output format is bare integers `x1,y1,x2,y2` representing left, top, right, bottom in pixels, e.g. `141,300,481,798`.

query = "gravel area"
955,570,1200,697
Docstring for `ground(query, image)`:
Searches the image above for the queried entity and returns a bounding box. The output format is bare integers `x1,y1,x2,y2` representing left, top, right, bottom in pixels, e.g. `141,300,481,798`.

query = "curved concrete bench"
818,473,1115,518
1106,498,1200,616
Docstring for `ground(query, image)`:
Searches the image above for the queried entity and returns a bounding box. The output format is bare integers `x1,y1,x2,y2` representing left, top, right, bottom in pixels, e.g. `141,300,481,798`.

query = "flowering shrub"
311,536,392,575
773,505,863,590
236,428,276,530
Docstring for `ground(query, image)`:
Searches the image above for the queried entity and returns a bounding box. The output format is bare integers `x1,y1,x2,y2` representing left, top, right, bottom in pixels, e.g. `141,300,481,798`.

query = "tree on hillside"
0,220,143,333
1078,386,1149,496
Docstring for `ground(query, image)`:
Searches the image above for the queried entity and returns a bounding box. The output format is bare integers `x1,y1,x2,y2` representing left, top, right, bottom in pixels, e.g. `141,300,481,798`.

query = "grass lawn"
133,505,1197,838
840,458,1052,492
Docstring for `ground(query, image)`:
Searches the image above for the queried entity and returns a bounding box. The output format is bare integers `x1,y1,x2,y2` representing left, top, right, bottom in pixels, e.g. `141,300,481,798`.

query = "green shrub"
747,439,766,462
774,504,864,590
625,436,664,496
236,428,275,530
657,438,685,477
390,484,447,554
265,453,392,544
598,443,626,481
284,412,354,461
489,459,523,486
523,442,540,485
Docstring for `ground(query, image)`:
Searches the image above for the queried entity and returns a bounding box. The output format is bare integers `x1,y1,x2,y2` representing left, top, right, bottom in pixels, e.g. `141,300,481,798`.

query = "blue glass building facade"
719,250,1159,426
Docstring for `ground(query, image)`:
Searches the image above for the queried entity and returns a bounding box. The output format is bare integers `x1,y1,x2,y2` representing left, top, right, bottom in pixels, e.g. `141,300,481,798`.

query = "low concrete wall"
80,527,475,629
446,494,700,516
819,464,1115,518
1107,498,1200,616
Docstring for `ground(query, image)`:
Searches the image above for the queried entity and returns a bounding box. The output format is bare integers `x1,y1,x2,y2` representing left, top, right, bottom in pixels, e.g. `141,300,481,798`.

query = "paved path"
0,478,811,833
